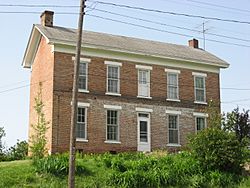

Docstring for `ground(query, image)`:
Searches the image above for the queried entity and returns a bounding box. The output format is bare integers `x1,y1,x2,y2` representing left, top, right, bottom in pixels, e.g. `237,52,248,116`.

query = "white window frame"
72,57,91,93
193,72,207,104
105,109,120,144
193,112,208,133
105,61,122,96
166,110,181,147
137,67,152,99
76,102,90,142
165,69,180,102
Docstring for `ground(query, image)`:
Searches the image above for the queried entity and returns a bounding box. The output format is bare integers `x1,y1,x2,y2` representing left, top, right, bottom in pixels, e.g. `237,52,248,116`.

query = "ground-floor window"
76,107,87,139
168,115,179,144
196,117,206,131
107,110,119,141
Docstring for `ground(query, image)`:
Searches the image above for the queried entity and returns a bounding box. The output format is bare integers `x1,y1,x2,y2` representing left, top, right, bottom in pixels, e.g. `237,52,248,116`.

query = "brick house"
22,11,229,154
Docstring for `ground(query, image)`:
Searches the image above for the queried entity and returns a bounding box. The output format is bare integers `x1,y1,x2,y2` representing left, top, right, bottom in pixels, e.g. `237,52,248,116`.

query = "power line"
88,0,250,25
91,7,250,43
86,14,250,48
0,4,78,8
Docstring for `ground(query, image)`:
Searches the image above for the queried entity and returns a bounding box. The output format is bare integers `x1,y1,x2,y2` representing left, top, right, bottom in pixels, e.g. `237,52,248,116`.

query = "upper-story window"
105,61,122,96
165,69,180,101
136,65,152,98
72,57,91,93
192,72,207,103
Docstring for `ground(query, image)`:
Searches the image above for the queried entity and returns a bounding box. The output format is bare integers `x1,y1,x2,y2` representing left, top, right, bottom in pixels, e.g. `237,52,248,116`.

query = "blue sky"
0,0,250,147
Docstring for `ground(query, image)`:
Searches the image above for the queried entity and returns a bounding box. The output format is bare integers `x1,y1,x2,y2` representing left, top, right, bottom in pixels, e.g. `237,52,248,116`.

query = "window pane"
108,66,118,79
168,73,178,99
79,76,86,90
195,77,204,88
76,107,86,139
108,79,118,93
107,110,118,141
140,121,148,142
79,63,87,90
168,115,179,144
196,89,205,102
138,70,150,97
197,117,205,131
107,66,119,93
195,76,205,102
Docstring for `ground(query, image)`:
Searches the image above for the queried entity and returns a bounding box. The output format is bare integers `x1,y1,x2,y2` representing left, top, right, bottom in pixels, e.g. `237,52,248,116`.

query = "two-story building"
22,11,229,154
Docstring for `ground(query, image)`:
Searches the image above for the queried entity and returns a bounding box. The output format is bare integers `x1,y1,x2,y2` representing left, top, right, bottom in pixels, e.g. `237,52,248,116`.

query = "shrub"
33,153,89,176
189,127,248,173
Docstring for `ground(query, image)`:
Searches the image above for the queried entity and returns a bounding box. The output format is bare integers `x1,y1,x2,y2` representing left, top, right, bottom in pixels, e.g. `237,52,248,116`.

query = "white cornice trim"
104,61,122,66
136,107,153,113
136,64,152,70
104,105,122,110
77,102,90,107
165,69,181,74
193,112,208,117
192,72,207,77
72,56,91,63
165,110,182,115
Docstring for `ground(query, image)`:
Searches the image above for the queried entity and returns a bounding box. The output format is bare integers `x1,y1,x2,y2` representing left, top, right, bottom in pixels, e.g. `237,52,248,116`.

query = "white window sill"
166,99,180,102
137,96,152,99
194,101,207,105
104,140,121,144
76,138,89,142
78,89,89,93
105,92,121,96
167,144,181,147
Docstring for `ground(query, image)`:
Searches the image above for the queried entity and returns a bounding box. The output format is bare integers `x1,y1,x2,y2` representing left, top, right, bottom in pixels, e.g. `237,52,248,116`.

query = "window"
168,115,179,144
79,62,87,90
76,107,87,139
107,110,119,141
138,69,150,97
107,66,120,94
196,117,206,131
167,72,179,100
193,72,207,103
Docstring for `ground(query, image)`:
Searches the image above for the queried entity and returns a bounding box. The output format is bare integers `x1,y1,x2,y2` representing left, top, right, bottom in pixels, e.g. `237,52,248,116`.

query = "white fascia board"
104,61,122,66
72,56,91,63
135,107,153,113
165,69,181,74
53,44,224,73
165,110,182,115
77,102,90,107
192,72,207,77
104,105,122,110
193,112,208,117
136,64,152,70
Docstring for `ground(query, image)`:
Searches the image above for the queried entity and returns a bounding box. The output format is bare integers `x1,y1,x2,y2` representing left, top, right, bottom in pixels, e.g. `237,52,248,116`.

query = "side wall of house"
28,36,54,155
51,52,220,153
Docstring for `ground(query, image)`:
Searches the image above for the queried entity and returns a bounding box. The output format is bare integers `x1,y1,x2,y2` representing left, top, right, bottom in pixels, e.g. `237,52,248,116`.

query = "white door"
138,70,149,97
137,113,151,152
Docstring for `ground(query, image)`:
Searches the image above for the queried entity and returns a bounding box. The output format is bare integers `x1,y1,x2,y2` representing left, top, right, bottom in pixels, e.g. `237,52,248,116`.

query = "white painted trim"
165,110,182,115
104,140,121,144
106,65,121,95
167,72,179,100
136,64,152,70
137,113,151,152
194,101,207,105
167,114,180,145
167,144,181,147
77,102,90,107
192,72,207,77
166,99,181,102
137,96,152,99
104,104,122,110
76,139,89,142
53,44,222,73
105,92,121,96
136,107,153,113
78,89,89,93
72,56,91,63
104,61,122,66
193,112,208,117
165,68,181,74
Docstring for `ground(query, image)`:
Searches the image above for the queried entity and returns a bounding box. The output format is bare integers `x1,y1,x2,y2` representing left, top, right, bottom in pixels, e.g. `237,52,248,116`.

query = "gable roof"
22,24,229,68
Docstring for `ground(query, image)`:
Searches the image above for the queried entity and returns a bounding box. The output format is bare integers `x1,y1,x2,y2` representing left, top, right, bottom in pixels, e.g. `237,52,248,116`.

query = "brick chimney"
40,10,54,27
188,38,199,48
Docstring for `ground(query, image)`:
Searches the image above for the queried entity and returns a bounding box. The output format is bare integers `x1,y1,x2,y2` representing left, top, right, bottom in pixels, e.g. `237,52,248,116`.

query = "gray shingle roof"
35,24,229,68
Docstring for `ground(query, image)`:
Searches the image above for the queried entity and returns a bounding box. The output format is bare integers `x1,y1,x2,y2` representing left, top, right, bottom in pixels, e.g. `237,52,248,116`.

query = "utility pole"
68,0,86,187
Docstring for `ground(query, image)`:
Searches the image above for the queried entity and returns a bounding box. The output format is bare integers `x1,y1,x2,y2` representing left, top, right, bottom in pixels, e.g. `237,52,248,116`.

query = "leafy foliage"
0,126,6,153
189,126,249,173
7,140,28,160
29,83,49,158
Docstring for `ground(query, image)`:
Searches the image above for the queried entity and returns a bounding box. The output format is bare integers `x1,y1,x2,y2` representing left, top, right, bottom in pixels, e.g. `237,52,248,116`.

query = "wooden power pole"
68,0,86,187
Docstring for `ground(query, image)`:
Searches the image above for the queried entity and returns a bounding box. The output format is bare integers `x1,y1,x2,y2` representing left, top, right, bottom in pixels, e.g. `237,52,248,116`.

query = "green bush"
32,153,89,176
189,127,248,173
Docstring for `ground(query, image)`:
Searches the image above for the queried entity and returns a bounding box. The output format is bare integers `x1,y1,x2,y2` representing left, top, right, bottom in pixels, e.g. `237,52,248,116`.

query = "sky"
0,0,250,147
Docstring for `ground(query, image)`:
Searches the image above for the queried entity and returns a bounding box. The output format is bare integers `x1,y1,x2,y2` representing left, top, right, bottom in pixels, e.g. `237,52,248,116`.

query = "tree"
223,108,250,143
29,83,49,158
0,127,6,153
7,140,28,160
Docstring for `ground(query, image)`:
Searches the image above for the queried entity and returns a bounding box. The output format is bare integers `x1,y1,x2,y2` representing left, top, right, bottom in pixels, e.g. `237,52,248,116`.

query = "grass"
0,153,249,188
